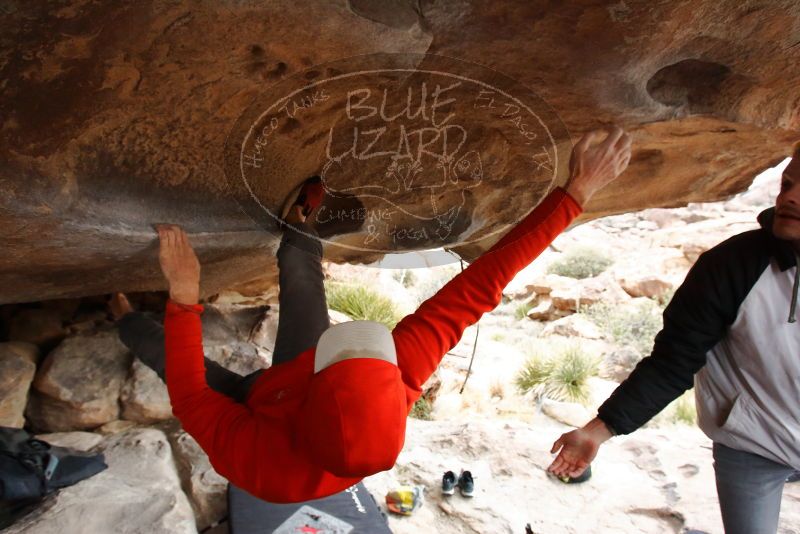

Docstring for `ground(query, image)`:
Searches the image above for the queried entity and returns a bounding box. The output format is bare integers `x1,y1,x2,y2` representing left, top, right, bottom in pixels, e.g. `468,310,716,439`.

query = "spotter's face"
773,155,800,243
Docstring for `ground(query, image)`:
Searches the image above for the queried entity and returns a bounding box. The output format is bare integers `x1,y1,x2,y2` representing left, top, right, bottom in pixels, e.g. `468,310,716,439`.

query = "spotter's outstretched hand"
547,417,614,479
156,224,200,305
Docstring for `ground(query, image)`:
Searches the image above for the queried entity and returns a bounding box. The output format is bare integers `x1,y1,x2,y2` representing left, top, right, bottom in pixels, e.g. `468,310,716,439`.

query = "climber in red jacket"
135,127,631,503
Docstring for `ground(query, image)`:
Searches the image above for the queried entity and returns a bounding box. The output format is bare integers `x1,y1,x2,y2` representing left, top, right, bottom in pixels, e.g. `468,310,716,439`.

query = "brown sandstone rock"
526,298,569,322
8,309,66,349
620,276,674,299
541,315,604,340
26,331,132,431
0,341,40,365
0,2,798,304
0,343,37,428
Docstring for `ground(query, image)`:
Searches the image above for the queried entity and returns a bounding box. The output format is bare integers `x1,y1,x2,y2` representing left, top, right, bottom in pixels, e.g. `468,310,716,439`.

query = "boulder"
0,343,38,427
165,424,228,531
602,346,644,383
5,428,196,534
541,315,604,340
8,309,65,349
619,275,674,299
26,331,132,431
95,420,140,435
659,215,759,263
586,377,621,411
2,2,798,305
541,398,593,428
34,431,104,452
364,418,754,533
0,341,40,365
66,310,110,335
120,359,173,424
550,275,630,313
201,305,271,376
639,208,686,229
526,298,568,322
550,286,598,312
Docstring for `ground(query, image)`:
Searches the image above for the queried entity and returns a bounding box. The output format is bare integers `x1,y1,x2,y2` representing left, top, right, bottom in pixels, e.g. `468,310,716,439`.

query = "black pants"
117,222,331,403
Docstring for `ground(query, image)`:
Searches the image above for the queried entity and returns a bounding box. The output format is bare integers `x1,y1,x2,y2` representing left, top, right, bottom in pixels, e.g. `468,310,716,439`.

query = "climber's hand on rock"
547,417,613,478
565,126,632,206
156,224,200,305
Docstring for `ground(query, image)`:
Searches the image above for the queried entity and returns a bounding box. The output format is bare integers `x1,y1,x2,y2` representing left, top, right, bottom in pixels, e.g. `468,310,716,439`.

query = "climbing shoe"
441,471,456,496
457,470,474,497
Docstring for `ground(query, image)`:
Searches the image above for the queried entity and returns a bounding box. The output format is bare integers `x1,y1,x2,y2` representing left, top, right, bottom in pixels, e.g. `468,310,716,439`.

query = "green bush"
325,283,402,329
581,299,663,356
516,345,599,405
547,247,613,279
670,390,697,425
410,397,433,420
514,300,534,320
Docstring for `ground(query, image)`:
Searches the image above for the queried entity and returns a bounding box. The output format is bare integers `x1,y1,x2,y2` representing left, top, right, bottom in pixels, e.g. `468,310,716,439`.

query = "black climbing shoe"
457,470,474,497
441,470,456,496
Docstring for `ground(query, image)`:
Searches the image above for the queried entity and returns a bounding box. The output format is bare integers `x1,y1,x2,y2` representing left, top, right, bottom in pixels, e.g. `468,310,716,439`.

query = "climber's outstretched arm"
390,127,632,407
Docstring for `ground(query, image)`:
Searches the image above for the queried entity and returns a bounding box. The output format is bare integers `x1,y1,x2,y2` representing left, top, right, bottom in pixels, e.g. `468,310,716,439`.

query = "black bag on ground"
0,426,108,528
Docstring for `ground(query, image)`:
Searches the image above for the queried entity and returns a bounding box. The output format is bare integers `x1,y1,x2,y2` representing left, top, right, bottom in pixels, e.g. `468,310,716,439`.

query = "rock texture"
120,358,173,424
164,423,228,532
201,304,272,375
0,342,38,427
1,1,798,304
26,330,132,431
7,309,66,349
6,428,197,534
363,417,800,534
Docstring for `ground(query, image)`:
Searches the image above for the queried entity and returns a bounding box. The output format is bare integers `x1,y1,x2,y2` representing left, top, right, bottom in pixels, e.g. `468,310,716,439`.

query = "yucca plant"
516,346,599,405
325,282,402,329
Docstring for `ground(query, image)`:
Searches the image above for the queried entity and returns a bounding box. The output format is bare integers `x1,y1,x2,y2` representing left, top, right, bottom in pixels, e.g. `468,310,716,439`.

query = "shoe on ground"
457,470,474,497
556,464,592,484
441,470,456,496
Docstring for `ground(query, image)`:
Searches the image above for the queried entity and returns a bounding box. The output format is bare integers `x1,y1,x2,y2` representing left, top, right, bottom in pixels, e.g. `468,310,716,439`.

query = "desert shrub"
581,299,663,356
325,283,402,329
410,397,433,420
514,300,534,320
489,380,506,400
657,287,677,308
392,269,417,288
516,345,600,405
547,247,613,279
670,390,697,425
